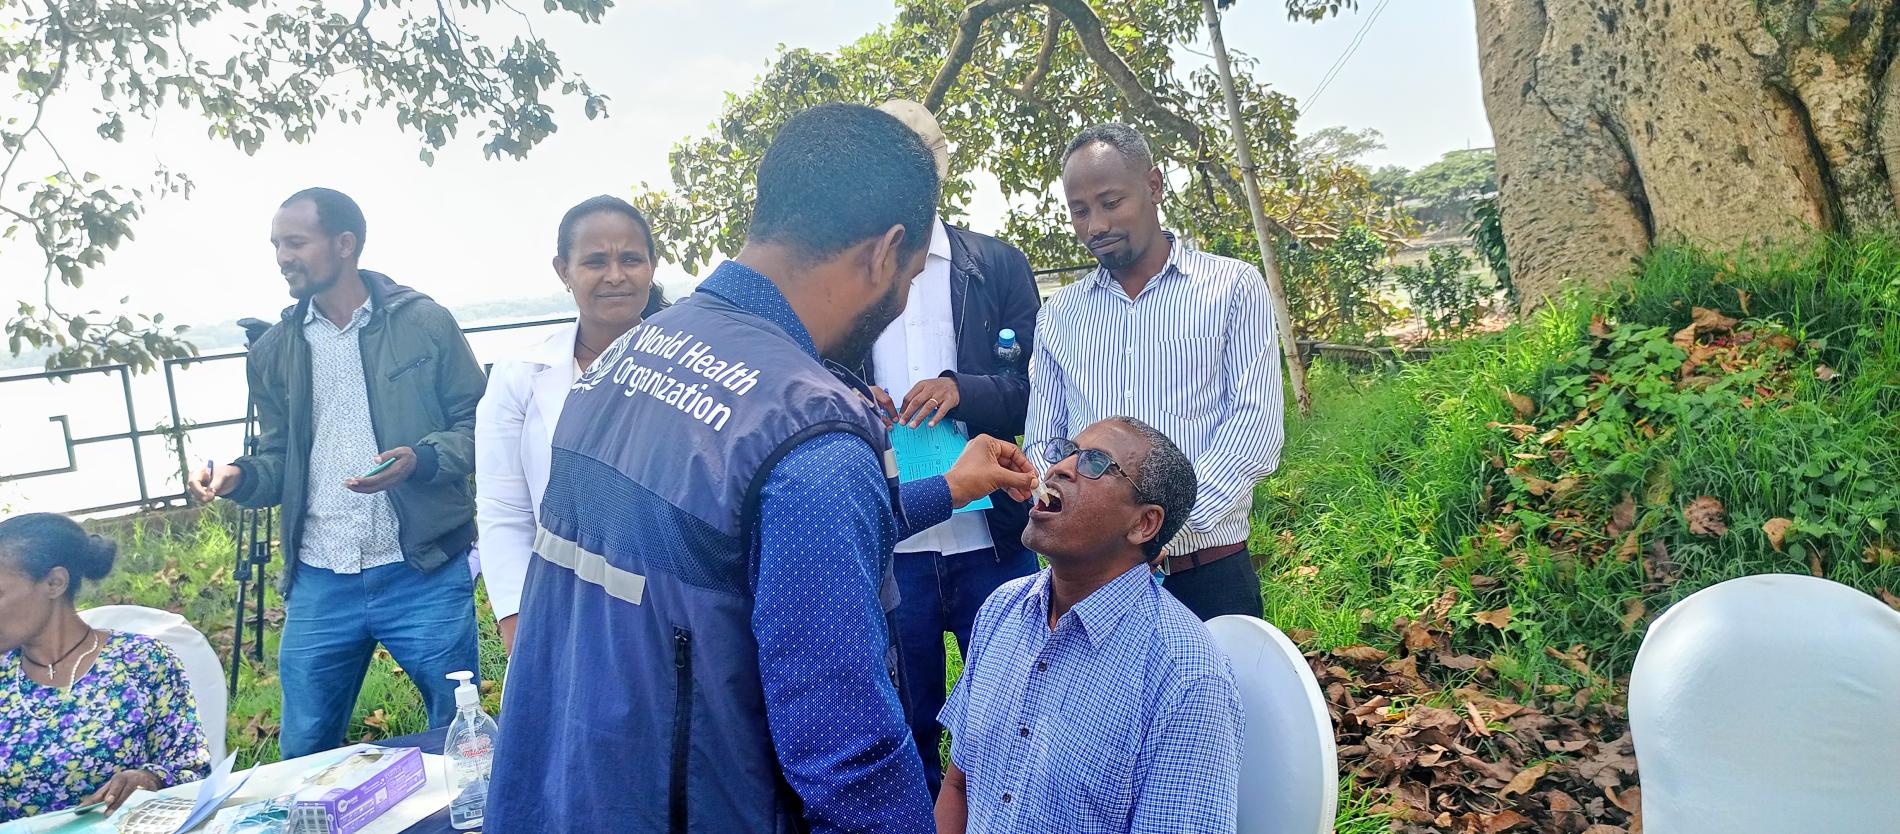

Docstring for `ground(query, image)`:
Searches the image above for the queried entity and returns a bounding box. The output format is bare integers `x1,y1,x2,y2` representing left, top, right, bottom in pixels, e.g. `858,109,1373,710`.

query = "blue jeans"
278,559,479,759
893,544,1039,795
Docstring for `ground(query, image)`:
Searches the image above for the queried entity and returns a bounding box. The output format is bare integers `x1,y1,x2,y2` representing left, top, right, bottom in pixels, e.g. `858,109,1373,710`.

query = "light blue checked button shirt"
941,563,1245,833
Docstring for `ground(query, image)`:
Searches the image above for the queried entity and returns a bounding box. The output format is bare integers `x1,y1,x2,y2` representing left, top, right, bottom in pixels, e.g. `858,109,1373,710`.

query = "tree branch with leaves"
2,0,615,371
633,0,1392,407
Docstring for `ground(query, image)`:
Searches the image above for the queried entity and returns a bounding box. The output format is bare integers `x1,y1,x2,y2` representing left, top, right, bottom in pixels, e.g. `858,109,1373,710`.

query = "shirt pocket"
1140,336,1225,420
1054,692,1141,818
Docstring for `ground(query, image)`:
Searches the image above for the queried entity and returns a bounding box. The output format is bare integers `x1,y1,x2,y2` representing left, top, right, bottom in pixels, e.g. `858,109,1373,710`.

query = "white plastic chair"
1630,574,1900,834
1207,614,1338,834
79,604,228,763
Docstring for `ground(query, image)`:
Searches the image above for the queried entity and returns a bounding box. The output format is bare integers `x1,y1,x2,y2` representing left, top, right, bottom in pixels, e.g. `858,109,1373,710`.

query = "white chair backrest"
79,605,227,763
1630,574,1900,833
1207,614,1338,834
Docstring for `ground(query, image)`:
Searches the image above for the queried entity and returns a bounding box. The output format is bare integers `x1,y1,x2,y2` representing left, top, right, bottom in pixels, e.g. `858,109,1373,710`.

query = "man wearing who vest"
860,100,1044,796
1027,123,1286,621
486,104,1038,833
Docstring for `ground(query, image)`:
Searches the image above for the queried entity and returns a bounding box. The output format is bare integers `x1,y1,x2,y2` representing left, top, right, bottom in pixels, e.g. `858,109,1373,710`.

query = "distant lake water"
0,318,574,518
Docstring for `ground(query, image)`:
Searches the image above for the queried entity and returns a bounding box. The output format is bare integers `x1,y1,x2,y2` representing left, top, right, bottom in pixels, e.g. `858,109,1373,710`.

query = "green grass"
1256,233,1900,688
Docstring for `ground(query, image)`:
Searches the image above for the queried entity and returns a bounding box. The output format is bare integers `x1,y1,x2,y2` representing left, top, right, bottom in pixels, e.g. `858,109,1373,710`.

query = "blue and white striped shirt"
940,563,1245,832
1026,233,1285,555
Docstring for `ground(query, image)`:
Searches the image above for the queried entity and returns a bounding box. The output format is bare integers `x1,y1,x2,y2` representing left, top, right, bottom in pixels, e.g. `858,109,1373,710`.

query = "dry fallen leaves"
1589,315,1612,339
1500,762,1550,799
1671,323,1698,350
1335,644,1389,662
1482,809,1534,833
1619,598,1647,632
1762,517,1793,552
1685,495,1728,537
1474,606,1514,631
1608,493,1637,537
1691,306,1739,332
1815,364,1838,381
1504,389,1536,421
1317,650,1640,834
1880,588,1900,612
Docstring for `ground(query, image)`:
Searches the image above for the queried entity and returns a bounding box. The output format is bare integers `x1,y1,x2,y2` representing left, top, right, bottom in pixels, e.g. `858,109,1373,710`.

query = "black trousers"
1163,551,1264,620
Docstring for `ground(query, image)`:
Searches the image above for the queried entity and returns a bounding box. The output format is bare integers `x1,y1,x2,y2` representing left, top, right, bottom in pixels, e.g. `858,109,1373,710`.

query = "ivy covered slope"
1256,234,1900,832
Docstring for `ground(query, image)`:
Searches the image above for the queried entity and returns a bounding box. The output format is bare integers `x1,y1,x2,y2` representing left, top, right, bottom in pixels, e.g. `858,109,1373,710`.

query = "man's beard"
287,268,342,301
831,277,904,370
1093,245,1138,272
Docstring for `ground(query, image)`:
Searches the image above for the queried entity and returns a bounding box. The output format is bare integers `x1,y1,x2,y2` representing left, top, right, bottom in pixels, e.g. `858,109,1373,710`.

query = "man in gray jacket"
190,187,485,757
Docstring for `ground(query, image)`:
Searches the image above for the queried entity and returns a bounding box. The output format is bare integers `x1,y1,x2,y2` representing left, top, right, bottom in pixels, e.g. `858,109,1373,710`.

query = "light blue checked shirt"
1026,233,1284,555
941,563,1245,833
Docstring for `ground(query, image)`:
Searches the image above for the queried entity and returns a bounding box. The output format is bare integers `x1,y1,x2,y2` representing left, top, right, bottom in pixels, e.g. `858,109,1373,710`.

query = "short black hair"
1062,123,1156,172
281,187,368,256
0,512,117,601
554,194,668,311
749,103,939,266
1110,416,1198,559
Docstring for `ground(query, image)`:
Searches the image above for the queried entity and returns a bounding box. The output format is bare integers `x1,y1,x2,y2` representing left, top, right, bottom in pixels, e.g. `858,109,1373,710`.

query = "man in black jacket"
189,188,486,757
867,99,1043,794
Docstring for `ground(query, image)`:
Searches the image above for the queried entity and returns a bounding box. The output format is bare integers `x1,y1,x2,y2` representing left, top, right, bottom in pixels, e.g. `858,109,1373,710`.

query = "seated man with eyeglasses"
935,416,1245,834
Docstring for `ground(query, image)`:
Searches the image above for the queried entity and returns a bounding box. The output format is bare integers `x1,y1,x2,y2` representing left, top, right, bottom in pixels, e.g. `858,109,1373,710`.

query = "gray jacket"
230,271,485,594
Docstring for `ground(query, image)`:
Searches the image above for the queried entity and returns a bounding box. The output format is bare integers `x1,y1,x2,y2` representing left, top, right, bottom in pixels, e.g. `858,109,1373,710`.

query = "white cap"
878,99,950,182
447,670,478,709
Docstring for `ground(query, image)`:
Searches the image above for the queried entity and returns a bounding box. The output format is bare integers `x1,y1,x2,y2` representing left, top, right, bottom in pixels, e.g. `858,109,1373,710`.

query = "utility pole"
1201,0,1312,413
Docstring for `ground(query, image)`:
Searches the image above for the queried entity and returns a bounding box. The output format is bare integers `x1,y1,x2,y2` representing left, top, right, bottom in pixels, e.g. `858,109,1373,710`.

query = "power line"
1303,0,1391,110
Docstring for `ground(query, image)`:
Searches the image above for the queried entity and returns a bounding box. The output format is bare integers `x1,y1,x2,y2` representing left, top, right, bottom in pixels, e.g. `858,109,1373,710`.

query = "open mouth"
1031,482,1064,515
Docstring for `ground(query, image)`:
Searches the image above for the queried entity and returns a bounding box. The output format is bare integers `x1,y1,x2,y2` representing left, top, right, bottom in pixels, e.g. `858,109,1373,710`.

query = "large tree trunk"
1475,0,1900,308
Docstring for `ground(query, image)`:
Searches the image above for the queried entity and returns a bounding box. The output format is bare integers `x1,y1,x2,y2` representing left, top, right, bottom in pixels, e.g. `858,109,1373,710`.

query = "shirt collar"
928,215,952,263
529,321,581,368
1088,230,1191,294
695,260,820,361
1023,562,1156,649
304,294,374,330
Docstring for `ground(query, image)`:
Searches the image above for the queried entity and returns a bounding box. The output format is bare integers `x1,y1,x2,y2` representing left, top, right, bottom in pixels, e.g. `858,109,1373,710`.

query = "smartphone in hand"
359,457,397,479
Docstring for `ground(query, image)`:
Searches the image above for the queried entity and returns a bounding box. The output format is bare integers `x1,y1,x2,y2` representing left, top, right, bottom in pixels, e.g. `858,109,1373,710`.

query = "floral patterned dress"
0,630,210,821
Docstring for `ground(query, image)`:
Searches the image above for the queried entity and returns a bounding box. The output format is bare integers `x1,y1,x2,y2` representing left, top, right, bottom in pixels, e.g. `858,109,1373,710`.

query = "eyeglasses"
1029,437,1149,502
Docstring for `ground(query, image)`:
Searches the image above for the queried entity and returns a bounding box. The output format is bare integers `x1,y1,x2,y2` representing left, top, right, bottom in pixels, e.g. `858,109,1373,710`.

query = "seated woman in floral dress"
0,513,210,820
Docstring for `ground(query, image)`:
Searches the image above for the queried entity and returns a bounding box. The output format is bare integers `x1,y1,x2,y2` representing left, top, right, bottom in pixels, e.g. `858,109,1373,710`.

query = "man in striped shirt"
1025,123,1285,620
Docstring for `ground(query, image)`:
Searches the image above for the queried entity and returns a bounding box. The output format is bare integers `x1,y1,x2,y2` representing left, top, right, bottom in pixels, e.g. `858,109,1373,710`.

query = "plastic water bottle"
443,671,497,830
994,328,1023,375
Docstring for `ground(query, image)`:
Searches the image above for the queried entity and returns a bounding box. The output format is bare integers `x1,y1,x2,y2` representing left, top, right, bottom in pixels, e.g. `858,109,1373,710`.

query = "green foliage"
1392,244,1482,338
4,0,614,371
1254,234,1900,699
1298,125,1385,164
632,0,1401,302
1280,224,1397,343
1396,148,1496,227
1366,163,1409,202
1466,195,1513,305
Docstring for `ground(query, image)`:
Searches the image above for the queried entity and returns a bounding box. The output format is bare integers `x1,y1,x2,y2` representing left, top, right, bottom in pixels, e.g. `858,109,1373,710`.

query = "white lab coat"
474,323,578,623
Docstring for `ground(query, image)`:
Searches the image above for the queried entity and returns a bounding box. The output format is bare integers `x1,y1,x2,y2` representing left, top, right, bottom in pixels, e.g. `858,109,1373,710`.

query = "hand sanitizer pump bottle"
444,670,497,830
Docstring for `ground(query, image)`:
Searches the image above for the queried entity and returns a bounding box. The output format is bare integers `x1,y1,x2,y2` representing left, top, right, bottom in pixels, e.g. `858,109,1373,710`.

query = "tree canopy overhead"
632,0,1401,292
4,0,615,370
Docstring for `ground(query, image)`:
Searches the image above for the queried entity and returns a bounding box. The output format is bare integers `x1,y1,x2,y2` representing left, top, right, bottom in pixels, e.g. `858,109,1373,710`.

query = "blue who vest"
486,283,903,833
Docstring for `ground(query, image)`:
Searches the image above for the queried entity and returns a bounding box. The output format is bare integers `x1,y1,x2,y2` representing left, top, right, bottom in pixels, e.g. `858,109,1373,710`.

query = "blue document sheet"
890,421,992,513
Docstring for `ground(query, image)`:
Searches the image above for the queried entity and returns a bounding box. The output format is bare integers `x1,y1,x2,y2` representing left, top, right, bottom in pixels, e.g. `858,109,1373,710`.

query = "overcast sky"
5,0,1491,331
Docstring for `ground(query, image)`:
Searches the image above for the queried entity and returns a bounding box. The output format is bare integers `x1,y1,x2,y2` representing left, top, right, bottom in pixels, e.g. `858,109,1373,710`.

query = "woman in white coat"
476,195,666,652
